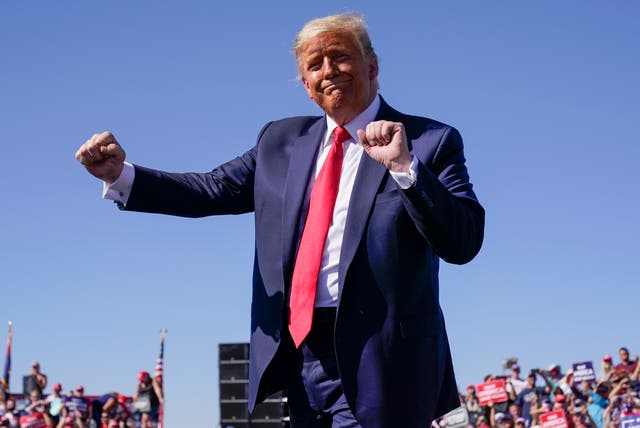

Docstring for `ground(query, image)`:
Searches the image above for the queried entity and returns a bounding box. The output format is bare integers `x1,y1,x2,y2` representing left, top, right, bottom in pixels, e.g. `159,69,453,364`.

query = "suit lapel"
338,98,401,290
281,118,327,281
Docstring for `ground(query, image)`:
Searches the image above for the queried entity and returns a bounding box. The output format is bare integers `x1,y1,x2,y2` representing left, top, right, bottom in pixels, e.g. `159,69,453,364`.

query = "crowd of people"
455,347,640,428
0,363,163,428
3,347,638,428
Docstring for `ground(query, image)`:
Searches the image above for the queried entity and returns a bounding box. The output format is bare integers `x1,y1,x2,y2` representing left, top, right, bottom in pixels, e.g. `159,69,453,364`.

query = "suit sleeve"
123,146,258,218
400,126,485,264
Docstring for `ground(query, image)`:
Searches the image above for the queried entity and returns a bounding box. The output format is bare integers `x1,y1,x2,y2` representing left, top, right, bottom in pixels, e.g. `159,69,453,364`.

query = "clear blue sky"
1,1,639,426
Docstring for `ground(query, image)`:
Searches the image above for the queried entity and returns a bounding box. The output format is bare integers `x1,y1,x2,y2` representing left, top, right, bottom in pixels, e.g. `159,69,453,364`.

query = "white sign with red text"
540,410,569,428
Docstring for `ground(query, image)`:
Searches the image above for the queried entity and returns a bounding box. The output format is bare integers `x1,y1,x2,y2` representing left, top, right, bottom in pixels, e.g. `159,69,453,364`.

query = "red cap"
138,370,150,381
53,382,62,391
603,355,612,362
555,394,566,403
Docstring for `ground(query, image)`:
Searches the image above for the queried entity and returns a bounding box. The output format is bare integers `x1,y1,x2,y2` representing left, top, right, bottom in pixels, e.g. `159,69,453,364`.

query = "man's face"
620,349,629,362
299,31,378,125
527,376,535,387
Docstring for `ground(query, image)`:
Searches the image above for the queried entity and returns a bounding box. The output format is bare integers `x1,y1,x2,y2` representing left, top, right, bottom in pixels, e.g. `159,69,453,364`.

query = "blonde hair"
293,13,377,77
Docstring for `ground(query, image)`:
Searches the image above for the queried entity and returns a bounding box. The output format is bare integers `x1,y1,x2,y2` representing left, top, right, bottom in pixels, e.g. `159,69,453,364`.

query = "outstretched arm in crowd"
487,401,496,428
608,377,628,401
537,370,555,392
582,406,597,428
152,377,164,405
631,361,640,382
505,379,517,402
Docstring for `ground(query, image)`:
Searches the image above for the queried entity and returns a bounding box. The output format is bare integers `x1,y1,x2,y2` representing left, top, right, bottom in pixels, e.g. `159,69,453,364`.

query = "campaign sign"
477,380,508,405
443,406,469,428
20,413,48,428
572,361,596,383
540,410,569,428
621,414,640,428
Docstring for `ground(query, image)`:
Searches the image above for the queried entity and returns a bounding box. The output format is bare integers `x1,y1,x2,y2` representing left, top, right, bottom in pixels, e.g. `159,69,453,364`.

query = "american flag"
155,329,166,378
156,328,166,428
1,322,12,392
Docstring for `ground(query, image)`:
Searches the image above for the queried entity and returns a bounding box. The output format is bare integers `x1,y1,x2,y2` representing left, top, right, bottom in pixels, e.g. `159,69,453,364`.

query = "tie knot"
333,126,350,145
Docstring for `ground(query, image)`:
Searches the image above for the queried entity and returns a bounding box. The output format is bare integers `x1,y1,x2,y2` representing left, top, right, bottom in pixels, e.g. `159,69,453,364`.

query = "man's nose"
321,57,339,77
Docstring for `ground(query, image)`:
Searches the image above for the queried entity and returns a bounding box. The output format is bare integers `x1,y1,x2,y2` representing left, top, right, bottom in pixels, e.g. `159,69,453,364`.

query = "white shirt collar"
325,94,381,145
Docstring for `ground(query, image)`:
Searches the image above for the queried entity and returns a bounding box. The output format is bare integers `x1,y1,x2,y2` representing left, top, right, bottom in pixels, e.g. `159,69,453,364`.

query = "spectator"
56,406,86,428
47,382,66,425
615,347,638,376
113,394,132,428
65,385,89,423
557,369,576,397
0,397,19,428
538,368,567,404
547,364,563,383
585,380,628,428
24,389,55,427
476,415,490,428
33,361,48,392
597,355,614,382
91,392,118,427
529,396,552,427
553,394,566,413
132,371,159,427
26,389,47,414
515,371,542,426
509,365,527,396
494,412,514,428
570,404,596,428
98,411,111,428
465,385,483,426
508,403,521,422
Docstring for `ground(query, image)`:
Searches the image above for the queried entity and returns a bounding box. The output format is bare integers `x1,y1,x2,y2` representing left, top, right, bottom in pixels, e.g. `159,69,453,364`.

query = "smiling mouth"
321,81,349,93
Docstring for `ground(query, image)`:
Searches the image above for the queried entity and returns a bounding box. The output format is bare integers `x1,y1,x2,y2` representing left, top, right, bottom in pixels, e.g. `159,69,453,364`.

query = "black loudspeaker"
219,343,289,427
23,375,39,396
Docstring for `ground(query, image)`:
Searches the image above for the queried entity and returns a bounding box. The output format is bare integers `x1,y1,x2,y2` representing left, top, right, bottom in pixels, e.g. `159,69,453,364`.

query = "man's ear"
369,56,379,81
301,77,312,98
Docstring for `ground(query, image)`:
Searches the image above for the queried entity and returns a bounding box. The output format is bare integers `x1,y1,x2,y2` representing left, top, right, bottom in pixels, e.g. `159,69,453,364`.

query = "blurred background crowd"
0,363,163,428
454,346,639,428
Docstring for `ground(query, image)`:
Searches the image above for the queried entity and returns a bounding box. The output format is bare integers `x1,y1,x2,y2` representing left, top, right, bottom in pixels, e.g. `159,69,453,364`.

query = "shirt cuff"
102,162,135,205
389,155,418,189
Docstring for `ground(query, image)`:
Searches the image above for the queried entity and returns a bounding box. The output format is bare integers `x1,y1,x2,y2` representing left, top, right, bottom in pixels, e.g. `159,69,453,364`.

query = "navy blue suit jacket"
124,98,484,427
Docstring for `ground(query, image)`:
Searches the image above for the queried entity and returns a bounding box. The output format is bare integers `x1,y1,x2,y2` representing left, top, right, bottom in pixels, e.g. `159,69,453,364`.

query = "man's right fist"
75,131,126,183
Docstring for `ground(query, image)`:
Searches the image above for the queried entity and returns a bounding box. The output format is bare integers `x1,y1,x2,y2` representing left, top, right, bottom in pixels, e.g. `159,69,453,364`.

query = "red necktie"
288,126,349,348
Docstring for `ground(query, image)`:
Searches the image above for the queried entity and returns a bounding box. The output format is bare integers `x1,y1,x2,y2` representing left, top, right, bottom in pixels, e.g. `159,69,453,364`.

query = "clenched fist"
75,131,126,183
357,120,412,173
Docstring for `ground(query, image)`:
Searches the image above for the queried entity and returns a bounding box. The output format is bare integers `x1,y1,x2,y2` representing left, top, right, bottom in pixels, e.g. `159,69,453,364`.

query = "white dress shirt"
103,94,417,307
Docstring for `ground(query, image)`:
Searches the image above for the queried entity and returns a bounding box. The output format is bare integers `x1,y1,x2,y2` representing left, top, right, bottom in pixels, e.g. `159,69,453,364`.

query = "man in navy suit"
76,13,484,428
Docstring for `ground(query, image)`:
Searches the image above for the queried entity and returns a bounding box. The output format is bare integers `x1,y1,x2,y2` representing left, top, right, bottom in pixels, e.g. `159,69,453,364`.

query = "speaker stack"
219,343,289,428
